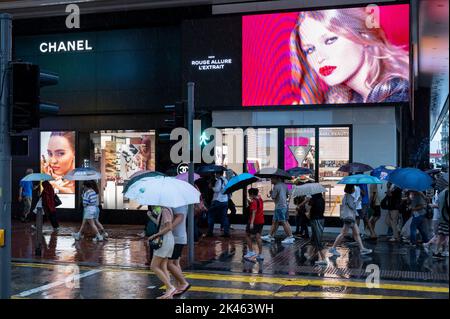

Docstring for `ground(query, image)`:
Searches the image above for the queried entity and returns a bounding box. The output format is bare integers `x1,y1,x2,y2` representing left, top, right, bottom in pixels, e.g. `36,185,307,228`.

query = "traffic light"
11,62,60,132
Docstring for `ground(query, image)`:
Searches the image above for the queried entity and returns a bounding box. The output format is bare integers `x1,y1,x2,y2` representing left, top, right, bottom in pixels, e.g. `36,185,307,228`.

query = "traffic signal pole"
187,82,195,267
0,13,12,299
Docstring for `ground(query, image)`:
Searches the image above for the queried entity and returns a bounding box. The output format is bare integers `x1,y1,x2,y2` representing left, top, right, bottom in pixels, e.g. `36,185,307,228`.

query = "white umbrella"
292,183,327,197
64,167,101,181
124,176,200,207
21,173,54,182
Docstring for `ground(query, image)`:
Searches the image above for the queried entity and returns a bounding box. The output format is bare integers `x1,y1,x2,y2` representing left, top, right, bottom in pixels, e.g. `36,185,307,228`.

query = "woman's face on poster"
47,136,75,176
299,17,365,87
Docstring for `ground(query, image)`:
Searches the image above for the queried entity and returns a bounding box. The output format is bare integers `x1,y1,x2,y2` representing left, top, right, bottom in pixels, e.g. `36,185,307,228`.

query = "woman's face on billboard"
299,17,365,87
47,135,74,176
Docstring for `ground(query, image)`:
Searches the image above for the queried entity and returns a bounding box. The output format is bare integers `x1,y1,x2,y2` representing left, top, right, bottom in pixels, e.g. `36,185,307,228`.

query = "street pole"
0,13,12,299
187,82,195,267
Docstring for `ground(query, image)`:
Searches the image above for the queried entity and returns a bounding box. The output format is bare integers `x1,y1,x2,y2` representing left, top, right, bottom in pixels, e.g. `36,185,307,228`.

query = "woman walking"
41,181,59,231
329,184,372,256
72,180,107,242
148,206,176,299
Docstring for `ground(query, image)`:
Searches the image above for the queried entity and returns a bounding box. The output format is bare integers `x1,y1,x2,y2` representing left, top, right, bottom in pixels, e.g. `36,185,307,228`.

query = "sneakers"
360,248,373,255
328,247,341,257
244,251,257,259
72,232,81,241
281,236,295,244
93,234,104,242
256,254,264,261
261,235,275,243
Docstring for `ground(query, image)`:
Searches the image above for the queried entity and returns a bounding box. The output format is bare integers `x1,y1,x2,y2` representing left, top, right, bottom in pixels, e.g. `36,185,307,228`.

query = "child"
244,188,265,261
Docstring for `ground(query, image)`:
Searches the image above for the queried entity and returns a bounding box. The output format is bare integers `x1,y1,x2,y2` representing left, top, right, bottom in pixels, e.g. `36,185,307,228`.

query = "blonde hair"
290,8,409,104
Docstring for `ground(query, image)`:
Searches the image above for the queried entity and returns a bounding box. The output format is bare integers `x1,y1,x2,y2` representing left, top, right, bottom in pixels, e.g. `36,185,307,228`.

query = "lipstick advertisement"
242,4,410,106
40,131,76,208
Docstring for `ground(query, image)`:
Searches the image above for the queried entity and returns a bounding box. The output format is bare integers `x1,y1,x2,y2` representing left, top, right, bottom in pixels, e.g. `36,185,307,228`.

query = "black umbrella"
196,164,226,176
337,162,373,173
286,167,314,177
255,167,291,179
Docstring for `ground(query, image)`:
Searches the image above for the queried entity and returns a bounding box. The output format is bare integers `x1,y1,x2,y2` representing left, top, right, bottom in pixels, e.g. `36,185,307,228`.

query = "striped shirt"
83,189,98,207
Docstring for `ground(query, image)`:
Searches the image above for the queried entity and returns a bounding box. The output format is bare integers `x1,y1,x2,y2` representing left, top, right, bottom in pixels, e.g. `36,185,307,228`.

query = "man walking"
19,168,34,222
261,176,295,244
168,205,191,295
206,171,230,237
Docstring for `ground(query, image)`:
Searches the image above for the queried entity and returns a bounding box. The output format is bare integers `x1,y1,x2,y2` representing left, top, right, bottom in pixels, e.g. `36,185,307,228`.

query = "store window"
430,110,449,170
318,127,350,217
246,128,278,212
90,131,156,210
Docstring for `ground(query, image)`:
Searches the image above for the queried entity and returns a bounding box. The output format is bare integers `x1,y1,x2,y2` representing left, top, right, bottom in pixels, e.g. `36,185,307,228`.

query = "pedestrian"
261,177,295,244
385,182,403,242
18,168,35,222
244,188,265,261
206,171,230,237
408,191,430,246
368,182,385,237
168,205,191,296
329,184,372,256
356,183,377,239
423,190,442,250
432,187,449,258
72,180,108,242
41,181,59,231
306,192,327,265
293,195,310,238
148,206,176,299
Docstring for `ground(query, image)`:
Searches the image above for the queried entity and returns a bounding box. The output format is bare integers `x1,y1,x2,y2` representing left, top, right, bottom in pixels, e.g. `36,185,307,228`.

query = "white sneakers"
93,234,104,242
71,232,81,241
261,235,275,242
281,236,295,244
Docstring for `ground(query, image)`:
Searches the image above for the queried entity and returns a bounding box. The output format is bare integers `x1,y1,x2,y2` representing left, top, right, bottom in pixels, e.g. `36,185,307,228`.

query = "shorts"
22,197,32,214
371,205,381,218
83,206,97,220
343,218,356,227
246,224,264,235
169,244,185,260
438,222,449,236
274,208,288,222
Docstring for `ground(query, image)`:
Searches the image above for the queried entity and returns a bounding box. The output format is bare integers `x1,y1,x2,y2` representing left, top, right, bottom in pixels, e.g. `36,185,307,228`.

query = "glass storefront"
430,110,449,170
90,131,156,210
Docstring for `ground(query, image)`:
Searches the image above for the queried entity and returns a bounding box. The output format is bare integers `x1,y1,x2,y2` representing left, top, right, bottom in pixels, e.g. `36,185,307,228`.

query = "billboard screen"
40,131,76,209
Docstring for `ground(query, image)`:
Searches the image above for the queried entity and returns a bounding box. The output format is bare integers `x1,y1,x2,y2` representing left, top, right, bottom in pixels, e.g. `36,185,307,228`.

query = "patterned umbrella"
370,165,397,180
286,167,314,177
338,162,373,173
64,168,101,181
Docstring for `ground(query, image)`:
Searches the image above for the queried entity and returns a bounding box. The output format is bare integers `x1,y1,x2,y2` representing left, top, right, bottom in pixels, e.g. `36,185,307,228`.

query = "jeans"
207,200,229,235
410,214,429,244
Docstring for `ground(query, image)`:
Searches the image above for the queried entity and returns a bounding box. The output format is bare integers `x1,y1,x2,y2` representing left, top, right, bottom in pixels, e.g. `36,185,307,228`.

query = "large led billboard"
183,3,410,108
40,131,76,208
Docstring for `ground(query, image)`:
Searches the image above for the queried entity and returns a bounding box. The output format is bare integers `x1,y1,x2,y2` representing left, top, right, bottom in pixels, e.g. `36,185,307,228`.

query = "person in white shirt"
206,172,230,237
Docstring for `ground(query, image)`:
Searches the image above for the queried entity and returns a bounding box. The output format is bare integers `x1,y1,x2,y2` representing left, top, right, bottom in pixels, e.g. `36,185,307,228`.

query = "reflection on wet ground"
11,221,449,299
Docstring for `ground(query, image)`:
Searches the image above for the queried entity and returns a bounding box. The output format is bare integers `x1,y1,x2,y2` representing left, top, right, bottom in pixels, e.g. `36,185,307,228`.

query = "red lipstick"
319,66,337,76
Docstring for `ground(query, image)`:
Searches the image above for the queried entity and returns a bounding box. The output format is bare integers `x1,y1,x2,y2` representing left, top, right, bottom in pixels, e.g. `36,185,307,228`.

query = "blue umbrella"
21,173,54,182
370,165,397,180
338,174,382,185
387,168,433,191
64,167,101,181
224,173,259,195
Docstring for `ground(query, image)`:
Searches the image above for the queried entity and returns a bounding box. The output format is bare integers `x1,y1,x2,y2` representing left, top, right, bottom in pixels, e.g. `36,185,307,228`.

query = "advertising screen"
242,4,410,106
40,131,76,208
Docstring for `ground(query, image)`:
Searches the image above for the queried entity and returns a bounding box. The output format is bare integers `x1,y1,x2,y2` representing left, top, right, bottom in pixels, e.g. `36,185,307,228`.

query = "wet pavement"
10,221,450,299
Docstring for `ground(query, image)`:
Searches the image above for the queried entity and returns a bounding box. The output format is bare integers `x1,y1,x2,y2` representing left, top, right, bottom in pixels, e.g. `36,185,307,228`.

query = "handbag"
149,212,163,250
340,196,355,223
54,194,62,207
380,195,390,210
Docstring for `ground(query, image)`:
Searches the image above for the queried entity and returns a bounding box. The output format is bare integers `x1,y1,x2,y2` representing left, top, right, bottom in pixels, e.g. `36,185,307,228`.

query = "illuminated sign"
39,40,93,53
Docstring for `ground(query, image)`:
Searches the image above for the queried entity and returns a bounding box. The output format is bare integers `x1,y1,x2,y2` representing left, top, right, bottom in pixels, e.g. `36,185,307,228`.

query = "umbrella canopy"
224,173,259,194
196,164,226,176
292,183,327,197
255,167,291,179
338,174,382,185
338,162,374,173
387,168,433,191
370,165,397,180
292,175,315,185
21,173,54,182
176,172,200,183
124,176,200,207
64,167,101,181
123,171,166,194
286,167,314,177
